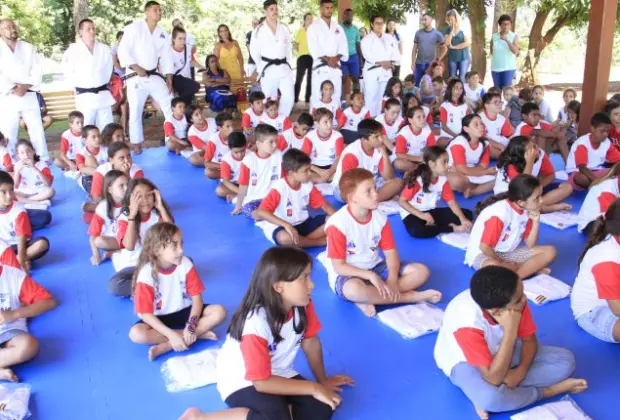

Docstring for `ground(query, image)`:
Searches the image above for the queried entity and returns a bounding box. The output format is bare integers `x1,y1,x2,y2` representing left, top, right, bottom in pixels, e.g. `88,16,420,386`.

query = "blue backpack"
206,86,237,112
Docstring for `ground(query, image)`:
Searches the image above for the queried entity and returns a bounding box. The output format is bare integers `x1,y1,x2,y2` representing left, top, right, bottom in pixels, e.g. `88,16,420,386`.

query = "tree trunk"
419,0,429,25
492,0,502,35
434,0,449,76
467,0,487,80
518,11,570,86
73,0,89,35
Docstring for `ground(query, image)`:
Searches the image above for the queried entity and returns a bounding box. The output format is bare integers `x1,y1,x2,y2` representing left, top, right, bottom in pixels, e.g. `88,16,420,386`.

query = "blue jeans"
414,63,430,87
448,60,470,82
492,70,516,90
449,343,575,413
576,305,619,343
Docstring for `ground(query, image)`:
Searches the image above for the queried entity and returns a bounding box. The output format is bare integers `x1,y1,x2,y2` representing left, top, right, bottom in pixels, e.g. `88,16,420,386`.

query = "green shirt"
341,23,360,57
442,26,470,63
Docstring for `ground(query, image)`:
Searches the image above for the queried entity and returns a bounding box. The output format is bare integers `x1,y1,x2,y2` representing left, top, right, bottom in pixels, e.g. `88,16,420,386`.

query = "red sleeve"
60,137,69,154
75,153,86,166
41,167,54,184
241,113,252,129
15,211,32,239
400,182,421,201
238,163,250,186
381,126,387,136
87,212,105,236
341,154,359,173
427,132,437,146
480,146,491,166
301,138,312,156
276,135,288,152
163,122,175,136
480,216,504,248
522,219,533,240
506,164,521,180
304,300,322,338
439,106,448,123
335,136,344,157
427,111,433,125
517,302,537,338
336,110,347,128
441,181,455,202
134,282,155,313
283,117,292,131
91,172,104,197
185,265,205,296
378,222,396,251
240,335,271,381
520,125,534,136
133,170,144,179
220,160,232,180
258,189,281,212
18,275,52,305
326,225,346,259
308,187,327,209
116,219,128,247
204,141,216,162
395,136,408,154
598,191,617,213
574,145,589,167
188,135,207,150
539,154,555,177
453,327,493,367
592,261,620,299
450,145,467,165
365,111,371,118
378,158,384,173
0,247,21,269
2,154,12,171
540,122,553,131
501,119,514,137
606,145,620,163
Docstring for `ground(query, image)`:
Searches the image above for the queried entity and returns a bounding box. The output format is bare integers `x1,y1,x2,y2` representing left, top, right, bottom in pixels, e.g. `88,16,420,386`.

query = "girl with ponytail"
572,199,620,343
577,162,620,236
399,146,473,238
465,174,557,279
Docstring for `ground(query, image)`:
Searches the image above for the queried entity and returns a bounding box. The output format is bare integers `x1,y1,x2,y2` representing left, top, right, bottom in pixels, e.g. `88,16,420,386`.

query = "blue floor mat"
13,147,619,420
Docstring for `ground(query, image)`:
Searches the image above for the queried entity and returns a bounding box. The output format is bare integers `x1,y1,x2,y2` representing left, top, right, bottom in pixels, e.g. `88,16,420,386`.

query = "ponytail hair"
404,146,448,192
476,174,540,215
578,199,620,265
497,136,531,182
590,161,620,188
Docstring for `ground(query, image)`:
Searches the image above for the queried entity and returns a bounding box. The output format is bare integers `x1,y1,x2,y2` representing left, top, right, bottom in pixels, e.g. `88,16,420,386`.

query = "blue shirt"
341,23,360,57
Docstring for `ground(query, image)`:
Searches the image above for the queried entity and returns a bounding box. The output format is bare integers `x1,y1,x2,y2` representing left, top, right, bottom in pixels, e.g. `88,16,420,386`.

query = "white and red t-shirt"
440,102,470,138
188,118,218,153
91,162,143,198
338,106,371,130
464,84,485,104
216,302,321,400
15,161,54,194
381,96,403,112
0,202,32,246
448,136,491,168
259,113,292,134
279,127,306,151
577,177,620,232
60,129,84,160
312,99,344,129
0,238,21,269
565,134,620,173
88,200,122,238
395,125,436,157
326,205,395,270
76,145,108,168
0,146,13,172
112,209,161,271
163,114,189,140
434,289,536,377
513,121,553,138
0,265,53,336
259,178,326,226
479,111,514,147
465,199,533,267
493,148,554,195
220,151,244,184
205,132,230,164
572,235,620,318
134,256,204,316
301,130,344,167
331,140,384,189
375,113,404,143
399,176,455,217
238,150,283,205
241,108,264,130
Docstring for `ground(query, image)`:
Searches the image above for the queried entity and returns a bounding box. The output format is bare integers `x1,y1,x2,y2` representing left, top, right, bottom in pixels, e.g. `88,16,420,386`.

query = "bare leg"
53,158,69,170
446,171,470,193
189,152,205,167
466,181,495,198
572,173,591,189
275,228,327,248
42,116,54,131
27,238,49,260
541,182,572,213
94,236,121,251
377,178,404,202
0,333,40,381
515,245,557,279
542,378,588,398
205,167,221,180
393,158,418,173
179,407,250,420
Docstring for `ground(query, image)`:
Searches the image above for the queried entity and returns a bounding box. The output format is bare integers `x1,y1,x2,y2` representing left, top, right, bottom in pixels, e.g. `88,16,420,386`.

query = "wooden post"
579,0,618,135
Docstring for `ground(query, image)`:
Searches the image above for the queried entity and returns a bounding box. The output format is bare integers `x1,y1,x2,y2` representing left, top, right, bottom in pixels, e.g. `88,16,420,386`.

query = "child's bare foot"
537,267,552,275
416,289,442,303
101,250,115,262
179,407,202,420
198,331,218,340
474,407,489,420
355,302,377,317
450,223,470,233
463,187,473,199
148,342,172,361
0,368,18,382
225,194,235,203
543,378,588,398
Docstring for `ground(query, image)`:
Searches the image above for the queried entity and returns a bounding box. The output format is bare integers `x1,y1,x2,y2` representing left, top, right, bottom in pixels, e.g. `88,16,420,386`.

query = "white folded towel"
523,274,571,305
511,396,591,420
315,183,334,196
63,170,80,180
0,383,31,420
161,348,219,393
540,211,579,230
377,303,444,339
555,170,569,181
437,232,470,251
377,199,401,215
467,174,496,184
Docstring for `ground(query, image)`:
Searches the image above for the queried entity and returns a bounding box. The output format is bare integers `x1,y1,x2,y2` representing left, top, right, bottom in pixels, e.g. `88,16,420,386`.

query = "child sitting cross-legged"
515,102,569,164
54,110,83,171
13,140,55,208
204,113,235,180
301,108,344,184
76,125,108,193
163,97,190,154
129,222,226,360
326,168,441,317
338,92,371,145
187,104,218,167
259,99,292,134
434,265,587,420
279,112,313,151
215,133,247,202
256,149,335,247
394,106,437,173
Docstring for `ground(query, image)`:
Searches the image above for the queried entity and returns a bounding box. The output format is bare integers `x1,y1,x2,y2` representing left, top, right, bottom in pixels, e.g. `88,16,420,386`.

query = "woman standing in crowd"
386,18,402,78
490,14,519,89
214,24,245,82
294,13,314,104
441,9,470,82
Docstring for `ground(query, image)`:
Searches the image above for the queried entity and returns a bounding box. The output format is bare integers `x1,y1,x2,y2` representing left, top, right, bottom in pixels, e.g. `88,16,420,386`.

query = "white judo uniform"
361,32,399,117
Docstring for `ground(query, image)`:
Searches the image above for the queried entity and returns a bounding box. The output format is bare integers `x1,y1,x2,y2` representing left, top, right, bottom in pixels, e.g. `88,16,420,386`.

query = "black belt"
121,69,165,81
75,84,109,95
366,64,381,71
313,59,341,71
260,57,290,78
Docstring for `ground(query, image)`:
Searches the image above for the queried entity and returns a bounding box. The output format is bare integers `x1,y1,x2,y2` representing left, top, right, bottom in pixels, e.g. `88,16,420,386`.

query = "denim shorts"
272,215,326,244
471,247,536,270
335,260,407,301
576,305,619,343
241,200,262,219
